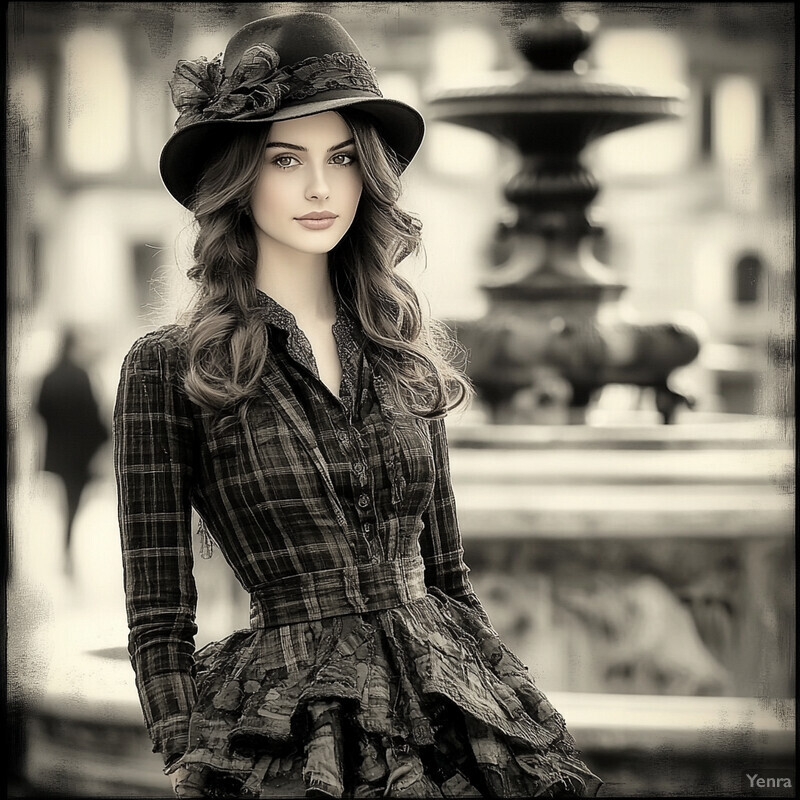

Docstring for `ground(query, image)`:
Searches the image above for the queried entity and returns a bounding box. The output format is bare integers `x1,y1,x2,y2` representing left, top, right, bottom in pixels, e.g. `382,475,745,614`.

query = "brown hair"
179,110,473,423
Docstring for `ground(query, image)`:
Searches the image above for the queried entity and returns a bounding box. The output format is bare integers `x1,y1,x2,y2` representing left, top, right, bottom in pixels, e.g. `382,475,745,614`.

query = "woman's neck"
255,245,336,324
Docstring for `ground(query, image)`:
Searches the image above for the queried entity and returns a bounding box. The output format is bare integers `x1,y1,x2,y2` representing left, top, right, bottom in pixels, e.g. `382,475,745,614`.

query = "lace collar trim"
255,288,363,397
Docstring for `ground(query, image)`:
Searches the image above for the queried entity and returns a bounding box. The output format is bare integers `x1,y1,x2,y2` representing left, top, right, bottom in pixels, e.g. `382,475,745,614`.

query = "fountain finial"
515,12,596,71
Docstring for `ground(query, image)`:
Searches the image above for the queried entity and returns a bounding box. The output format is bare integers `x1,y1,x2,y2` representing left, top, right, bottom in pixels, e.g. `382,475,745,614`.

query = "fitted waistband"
249,555,428,628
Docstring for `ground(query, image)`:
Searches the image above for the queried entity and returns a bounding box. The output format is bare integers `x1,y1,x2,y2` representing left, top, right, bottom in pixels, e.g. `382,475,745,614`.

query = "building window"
700,85,713,158
29,230,43,306
61,27,131,174
588,27,691,177
760,89,772,153
713,74,761,165
733,252,763,304
9,69,47,162
426,25,501,179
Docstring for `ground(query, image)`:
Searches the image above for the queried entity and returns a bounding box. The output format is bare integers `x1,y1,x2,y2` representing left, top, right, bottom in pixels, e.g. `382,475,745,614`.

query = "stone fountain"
428,10,701,424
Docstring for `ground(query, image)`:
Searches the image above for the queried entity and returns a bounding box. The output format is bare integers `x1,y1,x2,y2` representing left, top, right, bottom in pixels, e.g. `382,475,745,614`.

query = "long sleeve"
113,331,198,761
419,416,498,635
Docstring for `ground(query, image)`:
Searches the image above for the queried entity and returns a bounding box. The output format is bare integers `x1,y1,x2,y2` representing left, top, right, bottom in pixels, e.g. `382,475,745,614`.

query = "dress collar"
255,288,303,333
255,288,354,334
255,288,365,393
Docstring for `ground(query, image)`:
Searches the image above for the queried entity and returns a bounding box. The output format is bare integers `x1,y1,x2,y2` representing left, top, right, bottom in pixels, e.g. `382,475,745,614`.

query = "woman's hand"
169,765,206,797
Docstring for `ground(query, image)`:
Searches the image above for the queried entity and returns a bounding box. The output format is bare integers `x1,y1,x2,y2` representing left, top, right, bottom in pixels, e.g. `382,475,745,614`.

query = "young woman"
114,11,603,799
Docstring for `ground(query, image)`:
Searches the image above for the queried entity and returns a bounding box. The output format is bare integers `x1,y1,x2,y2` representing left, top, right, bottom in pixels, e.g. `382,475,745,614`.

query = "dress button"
353,462,366,475
362,522,372,534
357,494,370,509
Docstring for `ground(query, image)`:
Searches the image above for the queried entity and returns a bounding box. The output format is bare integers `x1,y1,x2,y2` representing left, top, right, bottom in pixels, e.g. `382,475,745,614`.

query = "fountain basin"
430,76,686,150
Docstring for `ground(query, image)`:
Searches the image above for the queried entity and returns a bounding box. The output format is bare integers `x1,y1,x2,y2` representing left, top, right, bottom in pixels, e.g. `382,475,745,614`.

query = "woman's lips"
295,212,338,230
294,216,337,230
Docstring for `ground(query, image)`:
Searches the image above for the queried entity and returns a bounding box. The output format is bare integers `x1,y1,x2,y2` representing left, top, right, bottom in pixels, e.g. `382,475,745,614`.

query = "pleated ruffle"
167,589,602,798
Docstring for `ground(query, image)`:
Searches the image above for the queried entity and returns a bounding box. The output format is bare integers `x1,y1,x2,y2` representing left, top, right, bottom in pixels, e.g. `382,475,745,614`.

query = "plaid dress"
113,291,602,798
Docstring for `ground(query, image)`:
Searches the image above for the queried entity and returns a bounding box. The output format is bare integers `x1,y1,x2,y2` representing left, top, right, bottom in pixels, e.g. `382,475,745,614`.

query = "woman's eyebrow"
265,138,355,153
328,138,355,152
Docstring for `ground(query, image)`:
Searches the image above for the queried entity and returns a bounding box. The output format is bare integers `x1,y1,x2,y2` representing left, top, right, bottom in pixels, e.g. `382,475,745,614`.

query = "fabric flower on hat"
169,54,224,127
170,44,288,128
207,44,287,118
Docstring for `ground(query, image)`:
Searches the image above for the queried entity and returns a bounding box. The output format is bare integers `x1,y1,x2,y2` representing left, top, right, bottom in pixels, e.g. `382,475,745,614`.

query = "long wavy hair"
179,109,473,424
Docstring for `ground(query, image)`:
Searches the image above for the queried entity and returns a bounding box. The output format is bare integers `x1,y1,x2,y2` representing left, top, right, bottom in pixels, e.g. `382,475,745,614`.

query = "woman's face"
250,111,363,258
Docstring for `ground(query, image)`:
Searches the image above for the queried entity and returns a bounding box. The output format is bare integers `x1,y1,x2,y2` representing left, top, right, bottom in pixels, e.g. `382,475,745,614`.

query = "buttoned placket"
347,424,381,562
257,291,378,565
329,317,380,564
330,400,379,564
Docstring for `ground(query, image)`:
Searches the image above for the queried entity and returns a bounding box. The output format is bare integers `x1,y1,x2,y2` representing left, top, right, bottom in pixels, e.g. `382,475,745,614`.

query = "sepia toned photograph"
6,2,795,797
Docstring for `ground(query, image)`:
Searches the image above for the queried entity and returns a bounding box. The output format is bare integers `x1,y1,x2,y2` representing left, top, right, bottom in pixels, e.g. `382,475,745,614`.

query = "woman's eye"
330,152,357,166
273,155,299,169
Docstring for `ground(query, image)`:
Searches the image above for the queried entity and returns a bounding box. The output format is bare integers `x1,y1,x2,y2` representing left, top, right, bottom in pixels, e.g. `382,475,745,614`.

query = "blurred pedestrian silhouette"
35,327,109,575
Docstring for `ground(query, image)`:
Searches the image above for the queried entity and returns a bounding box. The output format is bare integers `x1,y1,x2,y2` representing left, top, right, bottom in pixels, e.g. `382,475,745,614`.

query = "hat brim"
159,96,425,208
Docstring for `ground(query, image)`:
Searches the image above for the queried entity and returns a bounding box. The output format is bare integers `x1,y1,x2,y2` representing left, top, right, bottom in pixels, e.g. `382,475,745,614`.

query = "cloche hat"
159,11,425,208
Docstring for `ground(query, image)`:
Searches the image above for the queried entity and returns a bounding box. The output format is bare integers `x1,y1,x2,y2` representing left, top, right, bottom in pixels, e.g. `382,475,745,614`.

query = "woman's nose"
305,165,330,201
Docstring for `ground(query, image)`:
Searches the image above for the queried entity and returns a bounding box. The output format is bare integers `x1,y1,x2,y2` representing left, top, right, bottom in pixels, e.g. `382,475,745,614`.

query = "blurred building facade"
6,2,795,797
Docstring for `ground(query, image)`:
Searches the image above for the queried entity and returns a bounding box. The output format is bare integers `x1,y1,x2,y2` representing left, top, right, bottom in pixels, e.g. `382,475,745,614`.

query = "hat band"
169,44,383,131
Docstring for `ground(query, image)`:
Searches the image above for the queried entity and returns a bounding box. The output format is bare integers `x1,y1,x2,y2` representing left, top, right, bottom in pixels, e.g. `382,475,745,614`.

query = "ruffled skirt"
167,589,602,797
